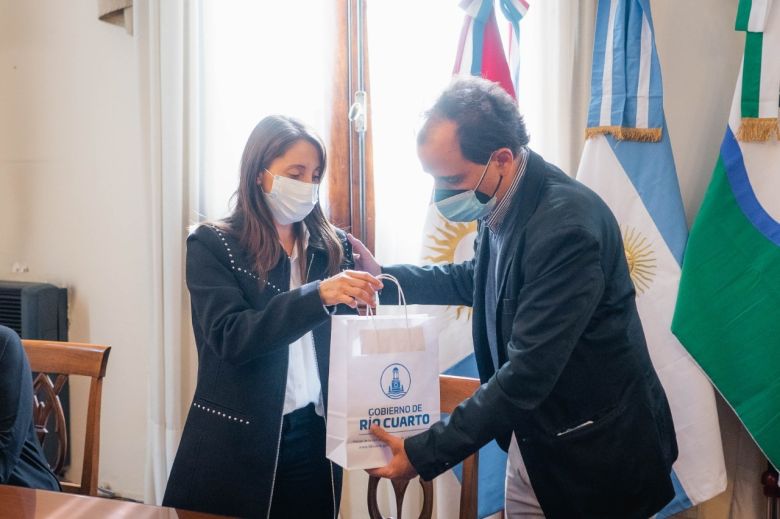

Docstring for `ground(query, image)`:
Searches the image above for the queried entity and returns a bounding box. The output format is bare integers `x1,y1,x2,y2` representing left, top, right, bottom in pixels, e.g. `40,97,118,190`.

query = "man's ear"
494,148,515,174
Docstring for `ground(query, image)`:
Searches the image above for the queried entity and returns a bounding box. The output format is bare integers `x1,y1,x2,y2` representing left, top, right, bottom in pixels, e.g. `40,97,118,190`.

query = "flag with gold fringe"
585,0,663,142
576,0,727,516
734,0,779,141
673,0,780,474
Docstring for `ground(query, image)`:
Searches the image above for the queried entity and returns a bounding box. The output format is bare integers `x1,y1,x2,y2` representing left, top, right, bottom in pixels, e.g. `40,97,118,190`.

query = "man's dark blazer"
0,325,61,491
383,151,678,518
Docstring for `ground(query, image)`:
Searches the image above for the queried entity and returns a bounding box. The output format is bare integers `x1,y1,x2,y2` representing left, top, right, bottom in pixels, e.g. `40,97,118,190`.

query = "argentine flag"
576,0,727,516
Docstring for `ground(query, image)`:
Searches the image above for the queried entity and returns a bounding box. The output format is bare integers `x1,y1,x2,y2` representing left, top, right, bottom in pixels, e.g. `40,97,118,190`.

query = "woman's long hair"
218,115,343,283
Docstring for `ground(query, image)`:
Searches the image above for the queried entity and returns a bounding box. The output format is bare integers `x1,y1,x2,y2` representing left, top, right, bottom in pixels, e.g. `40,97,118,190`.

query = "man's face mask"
433,153,499,222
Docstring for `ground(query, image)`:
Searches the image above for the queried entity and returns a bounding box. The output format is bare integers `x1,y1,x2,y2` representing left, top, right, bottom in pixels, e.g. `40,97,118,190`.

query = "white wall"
653,0,744,225
0,1,150,501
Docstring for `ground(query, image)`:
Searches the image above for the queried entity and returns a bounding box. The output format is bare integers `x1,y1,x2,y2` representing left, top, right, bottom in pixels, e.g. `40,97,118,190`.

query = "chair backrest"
368,374,481,519
22,340,111,496
439,375,481,519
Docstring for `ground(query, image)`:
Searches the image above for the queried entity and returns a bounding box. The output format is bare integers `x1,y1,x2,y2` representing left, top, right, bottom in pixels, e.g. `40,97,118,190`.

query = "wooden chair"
22,339,111,496
368,374,481,519
762,463,780,519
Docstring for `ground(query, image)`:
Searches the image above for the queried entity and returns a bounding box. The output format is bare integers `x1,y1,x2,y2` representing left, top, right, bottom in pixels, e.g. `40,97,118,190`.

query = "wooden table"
0,485,232,518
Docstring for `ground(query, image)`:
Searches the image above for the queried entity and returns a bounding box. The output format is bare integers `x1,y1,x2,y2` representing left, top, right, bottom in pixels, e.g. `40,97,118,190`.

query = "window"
199,0,333,220
367,0,466,264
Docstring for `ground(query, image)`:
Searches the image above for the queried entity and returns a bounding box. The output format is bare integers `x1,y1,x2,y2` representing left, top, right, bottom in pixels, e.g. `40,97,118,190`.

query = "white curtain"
514,0,596,178
136,0,200,504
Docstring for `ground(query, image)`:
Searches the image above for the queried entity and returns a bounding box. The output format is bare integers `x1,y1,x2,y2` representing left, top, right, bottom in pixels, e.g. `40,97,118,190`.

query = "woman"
163,115,381,518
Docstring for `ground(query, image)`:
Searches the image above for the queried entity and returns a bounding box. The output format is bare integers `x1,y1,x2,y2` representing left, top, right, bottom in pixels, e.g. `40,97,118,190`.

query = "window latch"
348,90,367,133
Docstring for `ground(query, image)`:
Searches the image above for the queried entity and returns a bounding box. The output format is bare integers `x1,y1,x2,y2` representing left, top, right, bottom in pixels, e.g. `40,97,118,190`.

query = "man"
0,325,61,491
349,77,677,518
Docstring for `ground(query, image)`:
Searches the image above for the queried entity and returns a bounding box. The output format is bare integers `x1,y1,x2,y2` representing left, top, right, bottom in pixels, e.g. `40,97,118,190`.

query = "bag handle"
376,273,406,306
365,273,419,352
366,273,409,325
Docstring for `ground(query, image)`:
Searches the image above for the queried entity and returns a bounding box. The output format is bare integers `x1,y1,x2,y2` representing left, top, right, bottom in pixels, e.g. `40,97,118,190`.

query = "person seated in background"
0,325,60,491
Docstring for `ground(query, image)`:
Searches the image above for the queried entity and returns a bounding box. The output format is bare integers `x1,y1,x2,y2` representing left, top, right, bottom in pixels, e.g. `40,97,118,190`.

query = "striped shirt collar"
484,147,530,233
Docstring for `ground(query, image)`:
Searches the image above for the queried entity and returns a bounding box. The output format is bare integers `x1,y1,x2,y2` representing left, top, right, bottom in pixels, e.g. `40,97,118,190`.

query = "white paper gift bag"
326,275,440,470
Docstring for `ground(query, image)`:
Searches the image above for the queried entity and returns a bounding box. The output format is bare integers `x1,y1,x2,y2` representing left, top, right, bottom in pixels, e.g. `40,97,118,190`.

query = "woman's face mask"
433,153,498,222
262,169,319,225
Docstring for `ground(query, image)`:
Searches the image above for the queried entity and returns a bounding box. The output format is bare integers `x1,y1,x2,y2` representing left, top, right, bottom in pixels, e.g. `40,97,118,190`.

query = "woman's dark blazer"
162,224,355,518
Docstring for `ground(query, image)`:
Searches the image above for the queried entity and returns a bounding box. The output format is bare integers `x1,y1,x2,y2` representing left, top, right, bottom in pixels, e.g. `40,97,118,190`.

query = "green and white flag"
672,0,780,469
735,0,779,141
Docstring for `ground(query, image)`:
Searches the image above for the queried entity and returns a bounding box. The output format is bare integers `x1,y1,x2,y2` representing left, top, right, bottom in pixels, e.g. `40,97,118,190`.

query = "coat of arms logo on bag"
381,363,411,399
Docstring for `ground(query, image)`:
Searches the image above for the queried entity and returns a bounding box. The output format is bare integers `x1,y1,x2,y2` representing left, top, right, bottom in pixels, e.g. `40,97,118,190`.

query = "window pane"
200,0,331,220
367,1,465,264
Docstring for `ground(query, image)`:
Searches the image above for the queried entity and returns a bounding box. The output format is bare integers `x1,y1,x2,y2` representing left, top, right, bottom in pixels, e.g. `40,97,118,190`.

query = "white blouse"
281,231,324,416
